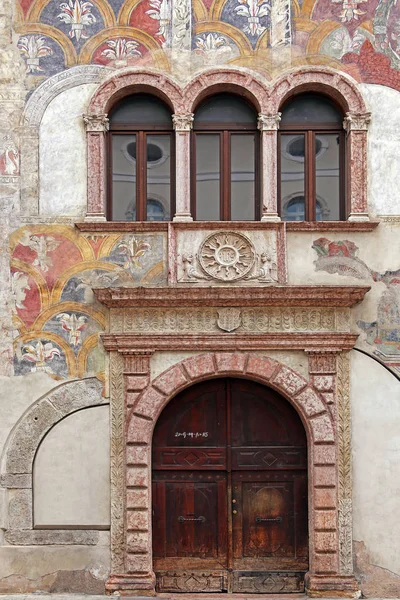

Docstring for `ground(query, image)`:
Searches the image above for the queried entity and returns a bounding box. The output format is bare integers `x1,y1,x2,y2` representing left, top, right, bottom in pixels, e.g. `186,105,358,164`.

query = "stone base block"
305,573,361,598
348,213,370,222
261,213,281,222
105,572,156,596
84,213,107,222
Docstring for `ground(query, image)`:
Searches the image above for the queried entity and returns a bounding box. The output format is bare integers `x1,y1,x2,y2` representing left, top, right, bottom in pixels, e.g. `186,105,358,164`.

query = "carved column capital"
83,113,109,133
257,113,281,131
172,113,194,132
343,112,371,133
306,350,339,375
120,351,153,375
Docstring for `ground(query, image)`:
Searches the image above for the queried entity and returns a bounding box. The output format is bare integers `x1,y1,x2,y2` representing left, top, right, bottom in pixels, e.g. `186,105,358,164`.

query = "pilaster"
343,112,371,222
83,113,109,222
258,113,281,222
172,113,193,222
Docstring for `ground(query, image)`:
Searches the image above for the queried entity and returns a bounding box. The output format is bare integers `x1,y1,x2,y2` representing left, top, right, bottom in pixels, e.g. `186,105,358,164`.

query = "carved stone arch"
88,68,183,115
0,377,106,545
110,351,355,597
182,68,271,113
269,66,368,114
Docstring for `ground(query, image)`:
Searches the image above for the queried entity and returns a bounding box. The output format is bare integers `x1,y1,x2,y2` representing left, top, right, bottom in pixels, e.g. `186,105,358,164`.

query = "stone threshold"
1,596,397,600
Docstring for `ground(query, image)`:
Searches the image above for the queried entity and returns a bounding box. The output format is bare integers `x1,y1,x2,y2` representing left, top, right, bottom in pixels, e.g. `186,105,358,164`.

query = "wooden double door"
152,378,308,593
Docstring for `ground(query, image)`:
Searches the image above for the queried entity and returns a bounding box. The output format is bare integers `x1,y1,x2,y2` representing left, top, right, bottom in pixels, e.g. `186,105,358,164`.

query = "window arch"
192,93,259,221
108,93,174,221
278,93,345,222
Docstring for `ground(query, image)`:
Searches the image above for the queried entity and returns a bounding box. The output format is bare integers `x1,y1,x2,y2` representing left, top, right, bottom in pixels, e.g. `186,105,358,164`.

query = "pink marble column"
258,113,281,222
172,113,193,222
83,113,109,222
343,112,371,222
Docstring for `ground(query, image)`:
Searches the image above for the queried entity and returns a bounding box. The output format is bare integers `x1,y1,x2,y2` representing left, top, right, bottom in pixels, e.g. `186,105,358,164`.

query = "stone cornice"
94,285,370,308
101,332,359,353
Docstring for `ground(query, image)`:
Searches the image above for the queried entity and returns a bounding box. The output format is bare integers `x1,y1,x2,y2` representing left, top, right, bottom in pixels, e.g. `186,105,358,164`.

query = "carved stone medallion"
199,232,256,281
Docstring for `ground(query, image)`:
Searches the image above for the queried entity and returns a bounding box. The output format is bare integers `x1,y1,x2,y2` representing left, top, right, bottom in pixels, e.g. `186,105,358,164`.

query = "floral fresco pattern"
10,226,167,380
313,237,400,375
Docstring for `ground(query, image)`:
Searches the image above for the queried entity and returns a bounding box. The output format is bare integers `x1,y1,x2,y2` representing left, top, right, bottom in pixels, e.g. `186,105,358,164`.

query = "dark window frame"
278,93,346,222
107,116,175,222
191,98,260,221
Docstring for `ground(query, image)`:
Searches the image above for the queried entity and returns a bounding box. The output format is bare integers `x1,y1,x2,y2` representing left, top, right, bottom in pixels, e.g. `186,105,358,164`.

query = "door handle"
255,516,282,523
178,515,206,523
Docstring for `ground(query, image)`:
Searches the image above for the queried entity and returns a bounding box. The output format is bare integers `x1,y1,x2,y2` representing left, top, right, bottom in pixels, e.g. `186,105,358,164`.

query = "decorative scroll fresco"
14,0,400,92
313,237,400,375
10,225,167,379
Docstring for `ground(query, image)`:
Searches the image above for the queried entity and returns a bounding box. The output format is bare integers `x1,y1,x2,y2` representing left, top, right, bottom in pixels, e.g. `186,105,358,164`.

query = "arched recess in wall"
33,404,110,528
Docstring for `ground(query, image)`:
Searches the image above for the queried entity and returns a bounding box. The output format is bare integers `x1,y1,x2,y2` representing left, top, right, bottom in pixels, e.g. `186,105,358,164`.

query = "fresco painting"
313,237,400,375
10,226,167,380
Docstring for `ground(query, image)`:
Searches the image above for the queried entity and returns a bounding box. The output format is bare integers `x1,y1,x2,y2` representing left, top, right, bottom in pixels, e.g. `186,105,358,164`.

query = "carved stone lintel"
258,113,282,131
306,351,339,375
172,113,194,131
83,113,109,133
343,112,371,133
121,351,153,375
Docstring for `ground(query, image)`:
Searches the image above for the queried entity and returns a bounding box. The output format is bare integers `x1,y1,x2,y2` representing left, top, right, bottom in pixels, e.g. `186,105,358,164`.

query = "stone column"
343,112,371,222
106,350,156,596
258,113,281,222
172,113,193,222
83,113,109,222
305,350,359,598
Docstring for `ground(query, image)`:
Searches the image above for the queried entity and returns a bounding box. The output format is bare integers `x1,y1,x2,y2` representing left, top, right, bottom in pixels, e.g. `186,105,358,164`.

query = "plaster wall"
361,84,400,217
350,350,400,592
39,84,97,217
33,405,110,528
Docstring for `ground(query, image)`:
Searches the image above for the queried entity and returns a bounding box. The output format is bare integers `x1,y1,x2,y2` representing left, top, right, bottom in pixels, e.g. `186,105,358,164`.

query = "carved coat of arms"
217,308,242,332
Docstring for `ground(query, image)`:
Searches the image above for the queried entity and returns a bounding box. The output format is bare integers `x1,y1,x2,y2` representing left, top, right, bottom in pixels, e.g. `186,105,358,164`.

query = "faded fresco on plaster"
13,0,400,91
312,237,400,375
10,225,167,379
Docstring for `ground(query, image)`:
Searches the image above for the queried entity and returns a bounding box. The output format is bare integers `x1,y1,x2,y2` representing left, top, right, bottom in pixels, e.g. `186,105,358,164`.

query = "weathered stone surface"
126,553,152,573
272,366,307,396
314,552,338,574
126,489,148,509
127,415,153,444
314,466,337,488
314,487,337,509
215,352,247,373
315,510,337,531
47,378,104,415
8,489,32,529
152,365,188,395
134,388,165,420
315,531,338,553
296,387,326,416
126,445,149,466
246,354,278,379
126,467,148,488
182,354,215,379
126,510,149,531
127,531,149,553
0,474,32,488
5,530,99,545
311,414,335,443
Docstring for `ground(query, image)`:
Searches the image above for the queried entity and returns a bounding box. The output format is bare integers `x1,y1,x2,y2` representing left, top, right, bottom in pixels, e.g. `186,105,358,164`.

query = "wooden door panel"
153,447,226,470
231,446,307,470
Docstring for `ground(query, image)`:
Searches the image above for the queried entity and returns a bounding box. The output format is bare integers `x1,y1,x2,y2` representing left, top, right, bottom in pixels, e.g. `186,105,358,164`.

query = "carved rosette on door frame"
93,265,370,598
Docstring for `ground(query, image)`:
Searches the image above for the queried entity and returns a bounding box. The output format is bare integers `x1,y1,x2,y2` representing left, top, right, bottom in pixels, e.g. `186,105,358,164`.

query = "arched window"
279,93,345,221
108,94,174,221
192,93,259,221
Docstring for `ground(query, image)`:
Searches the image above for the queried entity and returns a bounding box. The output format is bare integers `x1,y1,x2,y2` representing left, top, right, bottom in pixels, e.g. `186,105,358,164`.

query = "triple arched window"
108,91,345,222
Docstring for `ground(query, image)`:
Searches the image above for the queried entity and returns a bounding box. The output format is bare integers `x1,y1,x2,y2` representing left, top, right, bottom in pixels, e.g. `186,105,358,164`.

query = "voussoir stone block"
182,354,216,379
134,388,165,420
314,444,336,465
0,474,32,488
8,489,32,529
312,375,334,392
215,353,247,373
311,414,335,442
153,366,188,395
6,400,61,474
126,467,149,488
296,387,326,416
314,466,336,487
5,529,99,545
127,509,149,531
127,415,154,443
272,366,307,396
48,378,104,415
126,488,149,509
246,355,278,379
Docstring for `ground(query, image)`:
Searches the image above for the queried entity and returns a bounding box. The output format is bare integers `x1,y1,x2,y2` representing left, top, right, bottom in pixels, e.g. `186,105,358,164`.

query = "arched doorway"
152,378,308,593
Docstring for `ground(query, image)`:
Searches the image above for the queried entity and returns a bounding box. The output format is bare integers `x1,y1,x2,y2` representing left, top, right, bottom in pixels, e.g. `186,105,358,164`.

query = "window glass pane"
194,93,256,124
231,134,255,220
110,94,171,125
315,134,340,221
196,134,220,220
112,134,136,220
281,93,342,125
146,134,170,221
280,134,305,221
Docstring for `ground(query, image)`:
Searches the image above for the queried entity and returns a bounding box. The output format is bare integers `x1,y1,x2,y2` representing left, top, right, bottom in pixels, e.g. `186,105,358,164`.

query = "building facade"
0,0,399,595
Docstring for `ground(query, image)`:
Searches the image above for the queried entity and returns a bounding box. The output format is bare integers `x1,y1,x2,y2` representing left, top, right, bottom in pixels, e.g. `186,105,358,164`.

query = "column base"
173,214,193,222
305,574,361,598
261,213,281,222
84,212,107,222
348,212,370,222
105,572,156,596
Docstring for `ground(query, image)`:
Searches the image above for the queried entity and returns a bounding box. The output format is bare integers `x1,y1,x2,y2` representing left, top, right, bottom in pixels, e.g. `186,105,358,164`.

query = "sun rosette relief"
177,231,279,284
10,226,168,379
312,237,400,375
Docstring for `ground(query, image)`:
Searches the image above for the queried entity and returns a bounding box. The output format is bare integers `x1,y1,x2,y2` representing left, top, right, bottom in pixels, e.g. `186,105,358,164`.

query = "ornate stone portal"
94,284,370,598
